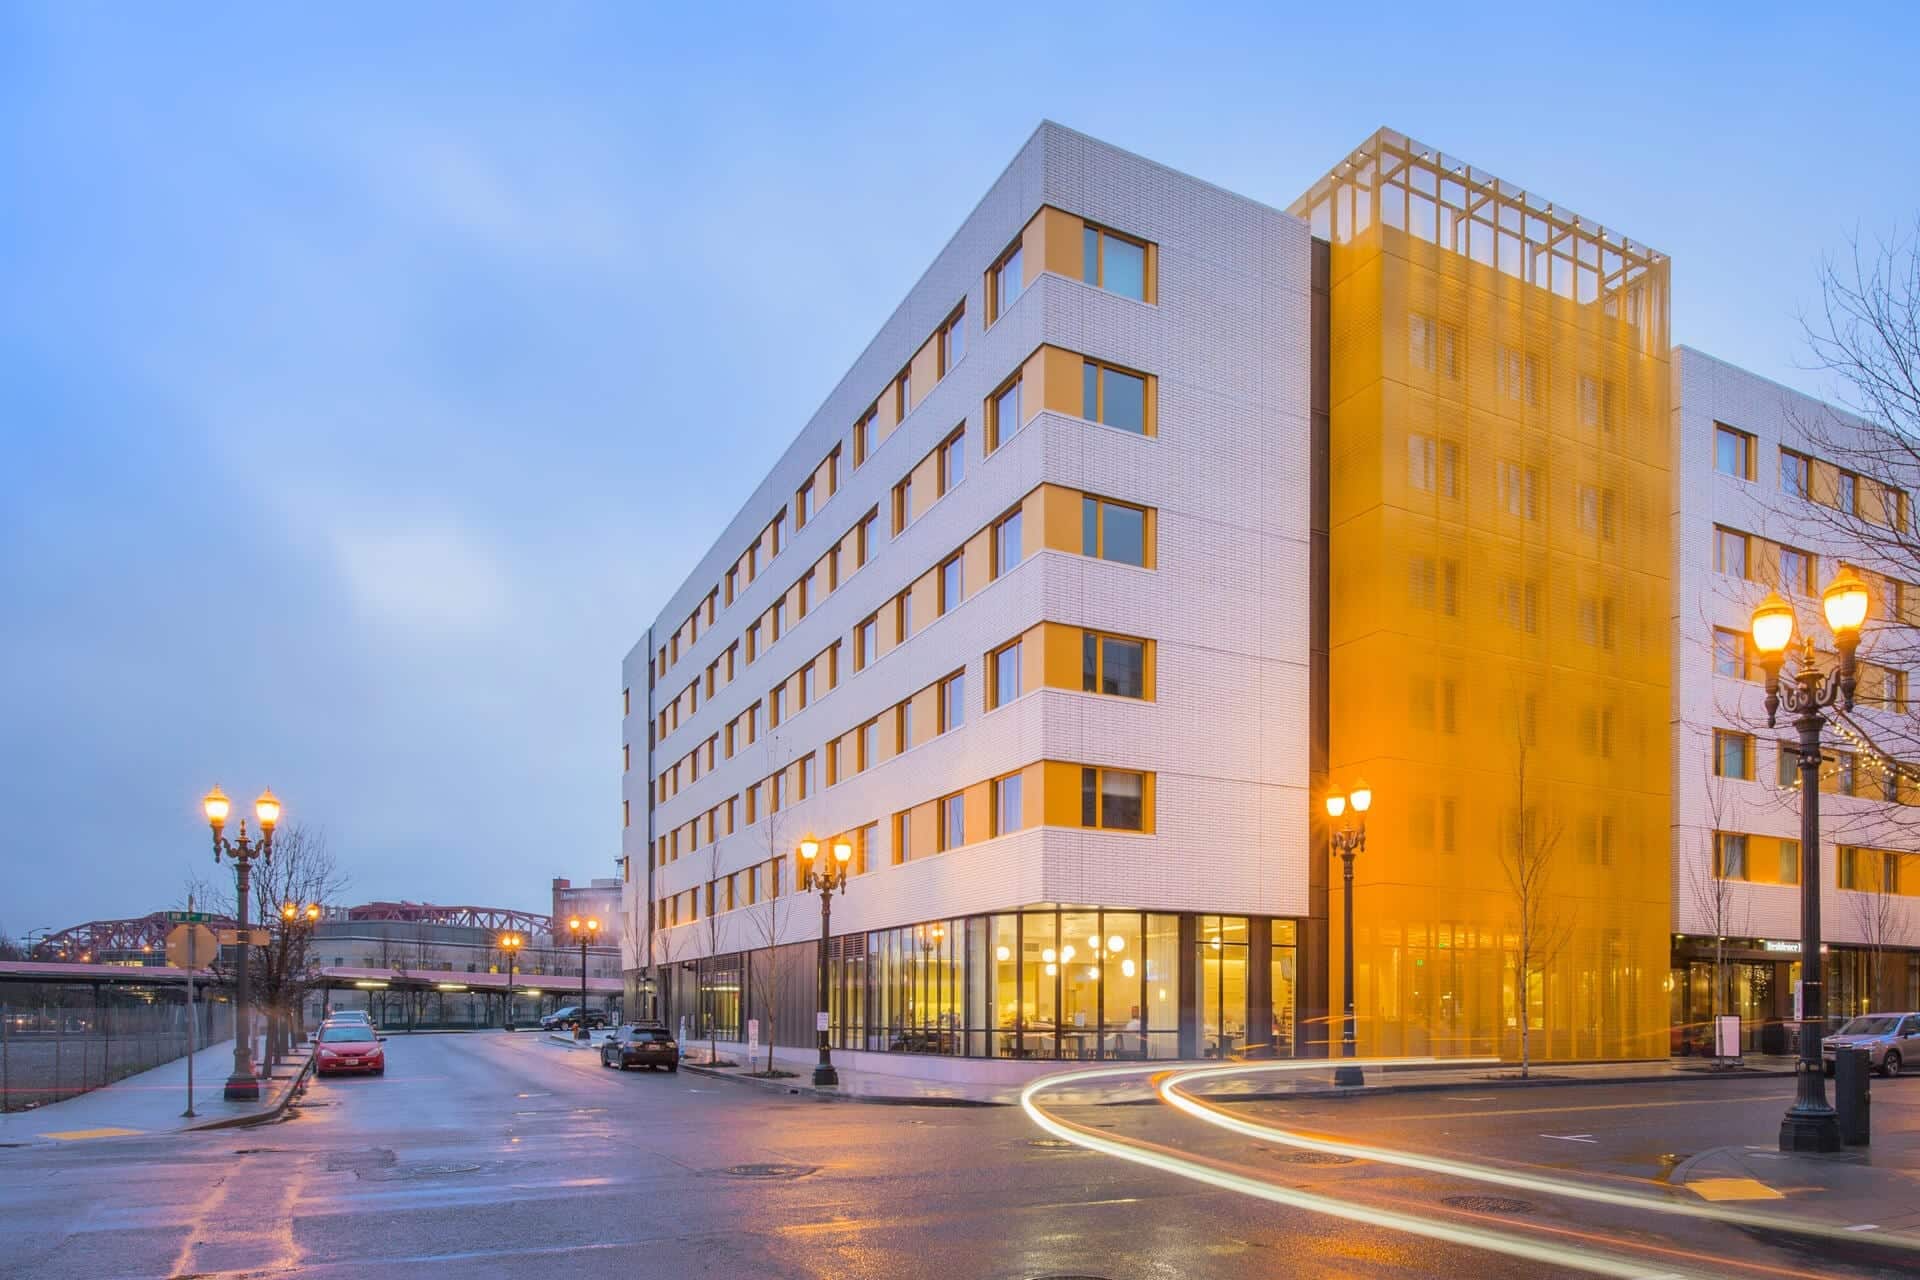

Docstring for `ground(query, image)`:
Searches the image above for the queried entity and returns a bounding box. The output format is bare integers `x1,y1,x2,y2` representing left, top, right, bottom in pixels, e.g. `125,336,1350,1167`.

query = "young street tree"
1684,754,1750,1057
1846,849,1912,1012
1501,724,1569,1079
745,742,797,1076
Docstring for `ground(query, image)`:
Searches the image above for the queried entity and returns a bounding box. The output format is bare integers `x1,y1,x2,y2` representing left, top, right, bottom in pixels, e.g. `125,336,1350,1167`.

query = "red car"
315,1024,386,1076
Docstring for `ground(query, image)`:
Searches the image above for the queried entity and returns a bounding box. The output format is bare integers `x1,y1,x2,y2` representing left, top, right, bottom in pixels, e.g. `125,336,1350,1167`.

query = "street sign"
747,1019,760,1059
217,927,271,947
816,1010,831,1032
165,923,218,969
166,910,213,924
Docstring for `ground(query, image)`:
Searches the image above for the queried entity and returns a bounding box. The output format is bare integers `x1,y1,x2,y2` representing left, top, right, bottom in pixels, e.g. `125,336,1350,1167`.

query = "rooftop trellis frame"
1290,128,1668,353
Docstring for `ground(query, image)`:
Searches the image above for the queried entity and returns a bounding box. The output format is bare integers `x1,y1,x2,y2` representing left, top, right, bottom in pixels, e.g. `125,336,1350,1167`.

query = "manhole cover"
1441,1194,1535,1215
1257,1146,1354,1165
712,1163,816,1179
377,1161,482,1179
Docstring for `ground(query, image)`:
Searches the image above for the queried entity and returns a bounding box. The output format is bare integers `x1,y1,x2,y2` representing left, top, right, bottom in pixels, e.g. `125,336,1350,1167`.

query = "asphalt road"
0,1032,1913,1279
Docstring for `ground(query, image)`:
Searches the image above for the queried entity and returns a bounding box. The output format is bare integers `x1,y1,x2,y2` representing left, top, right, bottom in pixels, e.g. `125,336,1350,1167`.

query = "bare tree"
698,838,728,1065
1684,755,1750,1057
745,768,797,1076
1846,851,1913,1012
1501,728,1570,1079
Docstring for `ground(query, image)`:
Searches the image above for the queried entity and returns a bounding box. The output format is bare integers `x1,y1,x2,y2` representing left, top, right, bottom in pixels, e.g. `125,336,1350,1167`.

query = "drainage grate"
713,1163,817,1179
1258,1147,1354,1165
1442,1194,1535,1215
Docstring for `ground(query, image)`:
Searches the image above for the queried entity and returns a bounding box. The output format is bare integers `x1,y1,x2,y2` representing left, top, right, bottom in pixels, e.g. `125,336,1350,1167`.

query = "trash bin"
1835,1047,1871,1146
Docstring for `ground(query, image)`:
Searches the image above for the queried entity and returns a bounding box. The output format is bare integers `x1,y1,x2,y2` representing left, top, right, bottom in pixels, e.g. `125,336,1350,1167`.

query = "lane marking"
41,1127,146,1141
1847,1224,1881,1232
1543,1133,1598,1144
1685,1178,1784,1202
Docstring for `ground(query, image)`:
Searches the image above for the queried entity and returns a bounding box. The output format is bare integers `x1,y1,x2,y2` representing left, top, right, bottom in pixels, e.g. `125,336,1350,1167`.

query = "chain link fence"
1,1000,232,1112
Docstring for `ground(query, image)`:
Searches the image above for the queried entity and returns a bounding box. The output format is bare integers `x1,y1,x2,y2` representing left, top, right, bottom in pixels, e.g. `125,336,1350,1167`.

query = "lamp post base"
813,1064,839,1087
1333,1064,1364,1087
223,1072,261,1102
1779,1105,1841,1153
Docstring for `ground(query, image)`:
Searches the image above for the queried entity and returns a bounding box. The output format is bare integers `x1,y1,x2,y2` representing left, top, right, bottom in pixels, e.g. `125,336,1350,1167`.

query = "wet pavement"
0,1029,1914,1278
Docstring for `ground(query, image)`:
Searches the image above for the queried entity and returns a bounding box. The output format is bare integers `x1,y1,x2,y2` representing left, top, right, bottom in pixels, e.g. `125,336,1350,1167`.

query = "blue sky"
2,3,1915,933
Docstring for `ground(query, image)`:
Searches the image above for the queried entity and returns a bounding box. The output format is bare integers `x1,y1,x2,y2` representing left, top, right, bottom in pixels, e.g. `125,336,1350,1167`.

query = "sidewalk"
677,1049,1801,1107
0,1039,311,1144
1671,1127,1920,1233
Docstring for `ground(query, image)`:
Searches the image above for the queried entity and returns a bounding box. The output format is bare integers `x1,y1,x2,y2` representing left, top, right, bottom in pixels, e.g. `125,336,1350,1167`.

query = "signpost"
747,1018,759,1063
166,900,217,1118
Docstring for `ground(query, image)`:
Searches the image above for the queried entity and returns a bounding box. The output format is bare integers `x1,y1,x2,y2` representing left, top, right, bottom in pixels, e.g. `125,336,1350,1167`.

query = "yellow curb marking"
1685,1176,1784,1202
42,1126,147,1141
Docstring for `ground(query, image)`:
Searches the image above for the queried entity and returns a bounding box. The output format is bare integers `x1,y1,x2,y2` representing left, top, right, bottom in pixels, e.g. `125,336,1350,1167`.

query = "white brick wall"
1673,346,1920,949
624,123,1314,964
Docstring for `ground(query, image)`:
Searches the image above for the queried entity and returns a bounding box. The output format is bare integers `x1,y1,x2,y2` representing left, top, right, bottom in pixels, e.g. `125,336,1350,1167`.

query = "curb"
185,1053,316,1131
672,1061,1799,1109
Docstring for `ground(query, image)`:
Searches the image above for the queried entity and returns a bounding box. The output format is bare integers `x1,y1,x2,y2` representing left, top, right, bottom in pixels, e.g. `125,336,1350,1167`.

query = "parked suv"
539,1006,610,1031
599,1023,679,1071
1822,1012,1920,1077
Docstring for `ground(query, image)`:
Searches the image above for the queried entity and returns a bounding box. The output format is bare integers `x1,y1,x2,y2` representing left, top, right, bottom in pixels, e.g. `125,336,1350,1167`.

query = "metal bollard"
1834,1046,1872,1146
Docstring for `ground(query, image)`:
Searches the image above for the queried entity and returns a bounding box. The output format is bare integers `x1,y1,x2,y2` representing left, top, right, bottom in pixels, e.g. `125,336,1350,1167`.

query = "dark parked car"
540,1006,610,1031
599,1024,678,1072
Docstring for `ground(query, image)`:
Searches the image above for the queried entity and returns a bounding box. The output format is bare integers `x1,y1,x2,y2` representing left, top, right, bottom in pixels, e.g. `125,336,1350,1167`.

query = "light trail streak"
1021,1060,1709,1279
1155,1061,1920,1258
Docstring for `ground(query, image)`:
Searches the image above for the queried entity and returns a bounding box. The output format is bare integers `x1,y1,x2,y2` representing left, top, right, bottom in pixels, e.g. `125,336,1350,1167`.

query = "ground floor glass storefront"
1670,937,1920,1055
818,909,1298,1061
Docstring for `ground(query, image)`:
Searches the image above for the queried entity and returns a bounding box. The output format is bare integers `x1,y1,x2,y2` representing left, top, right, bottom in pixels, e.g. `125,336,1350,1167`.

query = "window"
771,510,786,556
1499,461,1538,519
1083,632,1146,698
1499,347,1539,404
1499,579,1540,634
940,554,964,614
800,753,816,799
994,508,1023,575
1713,526,1751,579
1714,832,1749,881
1577,485,1616,540
897,699,914,751
1781,448,1811,498
939,793,965,851
825,738,840,786
1776,741,1802,788
894,811,912,864
854,409,877,467
989,375,1023,448
856,509,878,566
1081,768,1145,831
1779,839,1801,884
939,671,965,731
1408,557,1459,615
993,772,1024,835
1778,546,1813,595
769,684,786,727
860,718,878,771
855,615,878,670
1082,496,1147,566
1577,597,1615,649
1408,434,1459,498
892,474,913,535
797,478,815,527
1082,360,1147,433
990,242,1023,321
802,663,816,707
772,769,787,811
1713,729,1754,780
896,367,912,420
897,589,913,639
1578,375,1613,430
1082,224,1147,300
939,428,966,493
772,596,787,639
1713,627,1755,680
1713,424,1754,479
991,639,1022,707
940,308,966,373
1839,846,1859,890
1838,470,1858,515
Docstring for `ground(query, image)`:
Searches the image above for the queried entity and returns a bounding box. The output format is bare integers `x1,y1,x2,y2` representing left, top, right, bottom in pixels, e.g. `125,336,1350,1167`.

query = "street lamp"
1750,568,1869,1154
800,836,853,1086
566,917,600,1039
1326,780,1372,1088
203,784,280,1101
498,932,525,1030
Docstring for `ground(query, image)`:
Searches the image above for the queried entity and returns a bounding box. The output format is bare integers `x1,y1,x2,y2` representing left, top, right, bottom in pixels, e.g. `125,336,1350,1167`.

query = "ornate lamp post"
498,932,525,1030
202,784,281,1101
1325,780,1372,1088
566,917,600,1039
1750,567,1870,1154
800,836,853,1086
